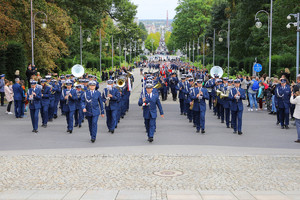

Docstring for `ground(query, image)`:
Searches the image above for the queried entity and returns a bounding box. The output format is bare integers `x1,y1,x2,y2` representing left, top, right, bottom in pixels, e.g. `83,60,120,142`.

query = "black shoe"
227,125,230,128
43,124,47,128
281,126,285,129
276,121,280,125
111,130,114,134
82,120,84,123
231,125,233,128
74,124,78,127
184,113,187,116
294,140,300,143
189,120,192,123
149,137,153,143
32,129,35,132
196,130,200,133
53,114,57,119
201,130,205,134
238,131,243,135
67,129,70,133
233,131,237,134
69,130,72,134
121,116,124,119
218,117,220,119
221,120,224,123
48,119,53,122
115,125,117,129
268,112,273,115
285,125,289,129
193,124,196,127
19,116,23,118
79,125,81,128
91,139,95,143
34,130,38,133
273,112,277,115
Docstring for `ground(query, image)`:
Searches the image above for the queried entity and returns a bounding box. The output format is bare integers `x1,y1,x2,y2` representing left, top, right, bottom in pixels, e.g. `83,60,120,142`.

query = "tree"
145,33,161,53
139,22,148,41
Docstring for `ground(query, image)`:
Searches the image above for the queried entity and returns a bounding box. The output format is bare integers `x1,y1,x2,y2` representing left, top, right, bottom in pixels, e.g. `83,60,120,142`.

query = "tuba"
210,66,224,78
71,64,85,78
117,76,126,88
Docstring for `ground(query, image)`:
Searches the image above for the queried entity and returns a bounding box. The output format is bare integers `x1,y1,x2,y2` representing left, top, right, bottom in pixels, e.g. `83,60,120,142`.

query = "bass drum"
210,66,223,78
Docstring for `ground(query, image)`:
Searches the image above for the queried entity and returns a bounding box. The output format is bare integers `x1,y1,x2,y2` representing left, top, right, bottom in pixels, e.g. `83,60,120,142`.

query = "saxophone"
105,89,110,107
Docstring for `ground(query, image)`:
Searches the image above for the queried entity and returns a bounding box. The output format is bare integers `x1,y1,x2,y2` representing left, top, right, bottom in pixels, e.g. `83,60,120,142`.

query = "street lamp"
205,29,216,66
254,9,272,77
30,0,48,66
287,13,300,78
218,19,231,78
79,21,92,66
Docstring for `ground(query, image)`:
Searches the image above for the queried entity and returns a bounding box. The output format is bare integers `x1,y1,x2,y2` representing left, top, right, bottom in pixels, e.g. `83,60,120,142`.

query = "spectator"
20,80,26,116
290,91,300,143
0,74,5,106
4,79,13,114
12,78,23,118
26,65,34,87
282,68,291,82
14,70,20,79
257,82,265,110
36,72,42,84
248,76,259,111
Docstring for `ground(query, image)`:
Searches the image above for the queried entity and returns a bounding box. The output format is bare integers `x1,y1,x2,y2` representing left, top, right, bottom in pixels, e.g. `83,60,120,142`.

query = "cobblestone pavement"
1,154,300,192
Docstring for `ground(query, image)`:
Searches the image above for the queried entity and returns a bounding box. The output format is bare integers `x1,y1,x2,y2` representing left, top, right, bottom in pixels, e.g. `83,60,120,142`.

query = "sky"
131,0,178,20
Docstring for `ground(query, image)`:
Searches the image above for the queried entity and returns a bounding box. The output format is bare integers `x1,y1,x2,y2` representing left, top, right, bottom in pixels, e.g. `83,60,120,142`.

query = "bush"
5,41,27,81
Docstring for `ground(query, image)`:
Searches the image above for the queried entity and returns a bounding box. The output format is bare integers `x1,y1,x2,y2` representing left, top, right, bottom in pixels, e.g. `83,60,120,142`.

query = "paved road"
0,68,299,153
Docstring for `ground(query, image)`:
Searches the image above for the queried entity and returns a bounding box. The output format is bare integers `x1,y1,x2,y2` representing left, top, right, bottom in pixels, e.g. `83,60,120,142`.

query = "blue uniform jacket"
12,83,23,101
138,93,164,119
61,89,77,112
41,85,51,106
81,90,105,116
102,88,121,110
228,87,246,111
190,87,209,112
223,86,232,109
75,90,84,109
276,85,291,109
27,88,42,109
178,81,188,99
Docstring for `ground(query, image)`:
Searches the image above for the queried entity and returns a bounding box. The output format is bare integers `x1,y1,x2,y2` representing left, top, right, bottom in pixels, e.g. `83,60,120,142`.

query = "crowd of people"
0,60,299,144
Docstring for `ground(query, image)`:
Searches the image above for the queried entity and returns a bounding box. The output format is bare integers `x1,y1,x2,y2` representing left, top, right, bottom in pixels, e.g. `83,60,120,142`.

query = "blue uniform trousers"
231,109,243,132
87,115,99,140
74,109,83,126
217,103,224,121
179,99,184,114
41,105,49,125
14,100,22,118
48,101,54,120
208,92,213,109
106,109,118,130
225,108,231,127
30,109,39,130
66,110,75,130
145,118,156,138
194,110,206,131
187,108,193,121
278,108,289,126
53,100,59,115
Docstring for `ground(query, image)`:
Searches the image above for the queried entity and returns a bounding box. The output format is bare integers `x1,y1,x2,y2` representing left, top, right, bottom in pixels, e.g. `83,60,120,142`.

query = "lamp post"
193,40,195,63
197,37,200,62
80,21,92,66
255,6,272,77
287,13,300,78
30,0,48,66
203,36,205,67
218,19,230,78
205,29,216,66
99,23,102,78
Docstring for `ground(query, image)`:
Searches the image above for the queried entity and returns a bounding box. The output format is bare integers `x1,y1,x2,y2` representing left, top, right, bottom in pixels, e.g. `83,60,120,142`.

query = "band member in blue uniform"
223,79,234,128
190,79,209,133
27,81,41,133
178,75,187,115
169,72,179,101
40,79,51,128
74,85,84,128
61,80,77,133
81,81,105,143
102,79,121,134
12,78,23,118
204,77,215,110
276,78,291,129
186,78,194,122
229,79,246,135
138,83,164,143
53,79,61,119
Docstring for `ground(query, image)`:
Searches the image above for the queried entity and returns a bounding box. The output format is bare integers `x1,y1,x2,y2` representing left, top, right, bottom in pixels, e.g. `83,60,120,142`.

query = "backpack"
263,82,269,90
252,80,259,91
